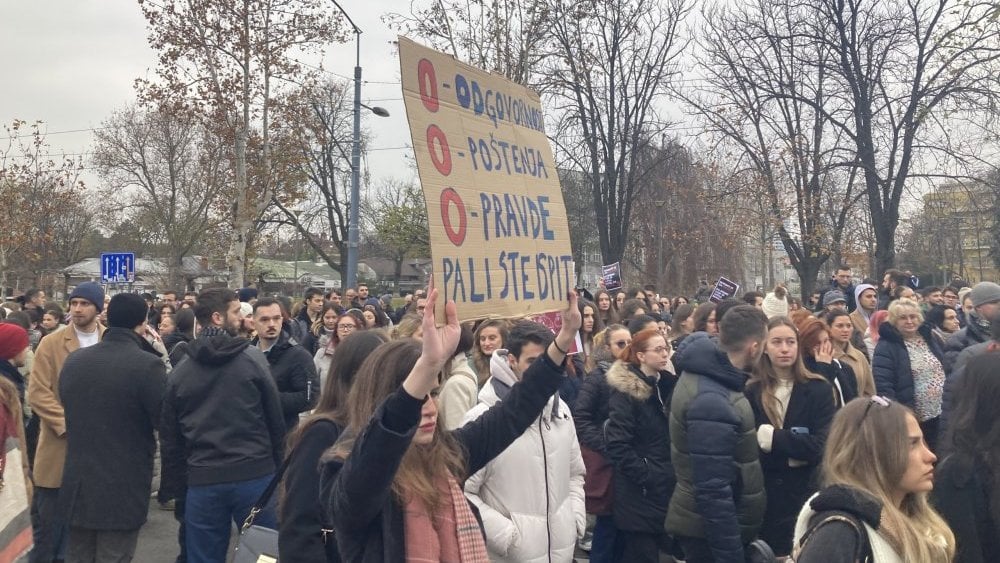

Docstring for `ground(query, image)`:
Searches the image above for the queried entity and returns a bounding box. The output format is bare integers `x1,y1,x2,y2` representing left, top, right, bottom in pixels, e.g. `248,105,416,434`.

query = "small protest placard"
601,262,622,291
710,276,741,303
531,310,581,354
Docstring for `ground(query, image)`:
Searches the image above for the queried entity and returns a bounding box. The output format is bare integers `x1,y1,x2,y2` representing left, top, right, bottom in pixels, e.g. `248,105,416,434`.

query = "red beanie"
0,324,30,361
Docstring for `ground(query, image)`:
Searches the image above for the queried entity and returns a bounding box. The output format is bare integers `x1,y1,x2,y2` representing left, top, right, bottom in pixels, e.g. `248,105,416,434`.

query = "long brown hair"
472,319,508,386
327,339,467,511
749,317,827,427
823,398,954,560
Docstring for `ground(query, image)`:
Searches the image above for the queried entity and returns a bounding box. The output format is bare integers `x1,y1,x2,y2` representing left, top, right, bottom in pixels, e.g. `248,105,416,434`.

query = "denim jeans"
589,514,618,563
184,474,276,563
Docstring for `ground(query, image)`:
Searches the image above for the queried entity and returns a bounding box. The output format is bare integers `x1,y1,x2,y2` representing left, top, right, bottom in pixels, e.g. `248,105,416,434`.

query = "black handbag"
233,457,290,563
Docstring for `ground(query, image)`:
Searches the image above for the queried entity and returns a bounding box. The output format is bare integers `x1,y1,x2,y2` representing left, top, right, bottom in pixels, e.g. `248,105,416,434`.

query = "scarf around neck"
404,473,488,563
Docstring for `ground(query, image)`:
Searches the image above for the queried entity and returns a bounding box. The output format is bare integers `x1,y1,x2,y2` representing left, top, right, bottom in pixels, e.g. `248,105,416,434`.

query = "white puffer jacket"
462,350,587,563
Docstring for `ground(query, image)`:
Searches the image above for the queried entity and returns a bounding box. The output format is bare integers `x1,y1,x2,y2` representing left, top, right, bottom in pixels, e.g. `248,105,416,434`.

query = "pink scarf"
403,474,488,563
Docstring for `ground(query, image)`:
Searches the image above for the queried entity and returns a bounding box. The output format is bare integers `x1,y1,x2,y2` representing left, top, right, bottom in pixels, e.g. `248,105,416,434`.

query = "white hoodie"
461,350,586,563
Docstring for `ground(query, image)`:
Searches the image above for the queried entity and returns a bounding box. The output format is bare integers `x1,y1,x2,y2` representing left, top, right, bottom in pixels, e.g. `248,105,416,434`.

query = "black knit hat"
107,293,149,329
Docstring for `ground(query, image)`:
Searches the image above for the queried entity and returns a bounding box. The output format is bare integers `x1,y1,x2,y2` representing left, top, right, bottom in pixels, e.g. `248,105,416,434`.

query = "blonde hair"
750,317,827,427
887,298,923,326
822,398,955,561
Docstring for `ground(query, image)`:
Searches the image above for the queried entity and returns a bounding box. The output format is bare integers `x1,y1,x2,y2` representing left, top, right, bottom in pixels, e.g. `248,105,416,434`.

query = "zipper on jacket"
539,418,553,563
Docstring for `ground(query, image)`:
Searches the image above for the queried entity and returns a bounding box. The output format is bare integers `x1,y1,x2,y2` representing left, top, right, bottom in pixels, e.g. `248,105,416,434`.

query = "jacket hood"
673,332,748,391
482,348,560,418
186,334,252,366
807,485,883,529
854,284,877,308
488,349,518,388
606,360,656,401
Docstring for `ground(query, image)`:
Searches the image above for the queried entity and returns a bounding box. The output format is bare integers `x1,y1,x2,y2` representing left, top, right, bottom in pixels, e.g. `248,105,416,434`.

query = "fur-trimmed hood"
606,360,657,401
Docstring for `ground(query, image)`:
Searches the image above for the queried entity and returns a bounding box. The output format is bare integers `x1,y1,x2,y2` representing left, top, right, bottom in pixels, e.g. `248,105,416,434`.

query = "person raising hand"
321,285,580,562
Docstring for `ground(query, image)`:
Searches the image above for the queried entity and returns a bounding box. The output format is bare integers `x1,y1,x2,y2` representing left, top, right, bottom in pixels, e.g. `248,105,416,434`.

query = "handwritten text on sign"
399,37,573,321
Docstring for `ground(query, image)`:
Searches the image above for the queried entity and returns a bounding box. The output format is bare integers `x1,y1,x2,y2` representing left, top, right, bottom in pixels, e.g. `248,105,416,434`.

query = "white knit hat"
762,288,789,319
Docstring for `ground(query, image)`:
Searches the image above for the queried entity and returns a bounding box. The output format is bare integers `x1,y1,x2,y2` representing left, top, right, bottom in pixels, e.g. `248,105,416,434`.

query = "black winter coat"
160,334,285,498
574,361,611,453
794,485,883,563
942,316,992,373
279,419,342,563
255,328,320,433
872,322,946,410
59,328,167,529
745,377,835,555
604,361,675,533
802,356,857,407
931,453,999,563
321,352,567,563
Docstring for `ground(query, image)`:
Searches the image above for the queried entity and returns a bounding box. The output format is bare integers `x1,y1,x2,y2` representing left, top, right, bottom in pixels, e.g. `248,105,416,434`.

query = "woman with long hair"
312,302,341,342
670,304,695,350
932,351,1000,562
574,324,631,561
163,308,196,366
872,298,948,451
313,310,366,389
618,299,647,323
579,299,605,361
279,330,390,562
792,397,955,562
669,296,689,316
472,319,508,386
796,317,858,407
747,318,835,556
604,328,677,561
594,289,619,326
925,304,961,348
320,289,580,561
865,309,890,359
690,302,718,335
824,310,876,397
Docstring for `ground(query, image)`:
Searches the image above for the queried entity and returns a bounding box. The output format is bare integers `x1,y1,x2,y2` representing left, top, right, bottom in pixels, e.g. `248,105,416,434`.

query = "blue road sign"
100,252,136,284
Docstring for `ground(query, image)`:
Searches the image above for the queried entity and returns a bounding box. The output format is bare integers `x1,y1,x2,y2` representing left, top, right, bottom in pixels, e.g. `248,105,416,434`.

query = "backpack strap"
797,511,872,562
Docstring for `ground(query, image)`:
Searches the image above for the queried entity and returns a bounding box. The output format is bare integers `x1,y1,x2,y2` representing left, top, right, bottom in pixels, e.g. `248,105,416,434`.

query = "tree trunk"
227,131,250,289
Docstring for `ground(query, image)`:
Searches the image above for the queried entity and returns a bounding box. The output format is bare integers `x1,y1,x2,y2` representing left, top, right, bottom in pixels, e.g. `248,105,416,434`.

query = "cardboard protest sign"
710,276,741,303
601,262,622,291
399,37,574,321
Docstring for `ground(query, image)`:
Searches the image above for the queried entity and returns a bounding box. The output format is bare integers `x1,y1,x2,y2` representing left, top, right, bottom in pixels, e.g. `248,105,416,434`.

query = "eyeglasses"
647,346,669,354
862,395,891,422
613,340,631,348
337,324,356,331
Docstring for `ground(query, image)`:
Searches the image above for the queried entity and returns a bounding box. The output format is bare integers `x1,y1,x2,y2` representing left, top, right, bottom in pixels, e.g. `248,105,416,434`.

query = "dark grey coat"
59,328,167,530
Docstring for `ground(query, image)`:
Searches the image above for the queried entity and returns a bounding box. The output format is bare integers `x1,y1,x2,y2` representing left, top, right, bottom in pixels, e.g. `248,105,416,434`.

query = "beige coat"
28,324,105,488
834,343,876,398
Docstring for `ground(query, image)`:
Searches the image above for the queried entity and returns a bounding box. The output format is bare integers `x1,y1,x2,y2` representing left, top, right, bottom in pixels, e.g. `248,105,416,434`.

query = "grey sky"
0,0,414,188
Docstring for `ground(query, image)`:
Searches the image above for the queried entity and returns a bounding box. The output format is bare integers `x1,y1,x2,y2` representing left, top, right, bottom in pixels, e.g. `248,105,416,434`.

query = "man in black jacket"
160,288,286,563
291,287,323,354
942,281,1000,371
60,293,167,562
252,297,319,434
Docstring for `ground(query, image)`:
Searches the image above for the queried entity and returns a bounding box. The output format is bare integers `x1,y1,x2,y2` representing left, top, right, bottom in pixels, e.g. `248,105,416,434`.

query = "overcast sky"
0,0,415,188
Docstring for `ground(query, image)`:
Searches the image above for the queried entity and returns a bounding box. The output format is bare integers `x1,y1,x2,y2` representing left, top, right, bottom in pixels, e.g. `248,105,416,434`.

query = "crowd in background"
0,265,996,562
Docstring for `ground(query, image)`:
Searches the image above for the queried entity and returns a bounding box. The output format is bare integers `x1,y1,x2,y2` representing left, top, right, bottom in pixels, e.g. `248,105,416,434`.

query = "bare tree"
0,120,85,294
362,179,430,292
543,0,691,266
684,0,864,299
772,0,1000,274
137,0,340,287
385,0,550,85
92,106,229,288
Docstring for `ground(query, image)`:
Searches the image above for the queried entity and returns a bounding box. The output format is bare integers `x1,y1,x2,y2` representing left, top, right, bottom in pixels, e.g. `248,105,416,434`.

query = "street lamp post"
330,0,389,291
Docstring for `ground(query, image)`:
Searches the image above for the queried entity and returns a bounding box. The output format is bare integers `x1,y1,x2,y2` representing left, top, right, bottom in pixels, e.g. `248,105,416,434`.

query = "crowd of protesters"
0,265,996,563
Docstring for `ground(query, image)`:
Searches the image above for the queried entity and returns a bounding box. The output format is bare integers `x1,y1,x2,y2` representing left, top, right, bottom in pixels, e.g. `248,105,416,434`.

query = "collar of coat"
606,360,659,401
